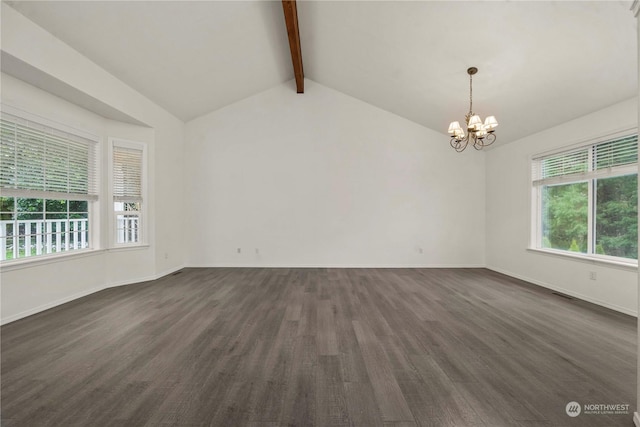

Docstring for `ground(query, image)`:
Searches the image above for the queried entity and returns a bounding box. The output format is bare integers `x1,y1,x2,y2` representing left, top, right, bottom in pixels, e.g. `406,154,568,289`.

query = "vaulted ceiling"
4,1,638,145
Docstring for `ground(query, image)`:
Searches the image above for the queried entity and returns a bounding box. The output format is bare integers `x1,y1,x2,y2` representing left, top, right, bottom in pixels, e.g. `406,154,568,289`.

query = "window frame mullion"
588,178,596,256
587,147,594,255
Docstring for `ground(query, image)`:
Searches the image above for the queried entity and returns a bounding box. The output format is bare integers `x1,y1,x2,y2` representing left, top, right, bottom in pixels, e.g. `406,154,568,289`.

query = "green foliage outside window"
540,175,637,260
595,175,637,259
542,182,588,253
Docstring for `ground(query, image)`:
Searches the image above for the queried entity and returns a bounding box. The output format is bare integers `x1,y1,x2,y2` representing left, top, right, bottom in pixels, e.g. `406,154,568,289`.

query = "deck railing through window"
116,215,140,244
0,218,89,261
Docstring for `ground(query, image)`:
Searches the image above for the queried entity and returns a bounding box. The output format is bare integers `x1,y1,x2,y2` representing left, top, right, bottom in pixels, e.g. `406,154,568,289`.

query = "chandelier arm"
450,136,469,152
483,133,496,146
470,134,480,150
473,132,496,150
455,141,468,152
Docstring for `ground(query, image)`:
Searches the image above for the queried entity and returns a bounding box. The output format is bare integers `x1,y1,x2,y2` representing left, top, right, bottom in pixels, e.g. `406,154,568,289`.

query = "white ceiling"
4,1,638,145
4,1,293,122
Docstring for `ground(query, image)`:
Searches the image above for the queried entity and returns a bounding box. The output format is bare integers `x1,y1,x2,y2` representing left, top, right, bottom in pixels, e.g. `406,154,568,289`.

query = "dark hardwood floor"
1,268,636,426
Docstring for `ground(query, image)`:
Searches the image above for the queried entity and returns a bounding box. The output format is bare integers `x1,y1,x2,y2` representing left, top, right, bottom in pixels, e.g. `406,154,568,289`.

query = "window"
111,139,145,245
0,112,98,261
532,133,638,262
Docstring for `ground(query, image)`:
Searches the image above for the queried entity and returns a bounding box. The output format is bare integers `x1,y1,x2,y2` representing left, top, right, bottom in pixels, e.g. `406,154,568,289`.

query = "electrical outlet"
589,271,597,280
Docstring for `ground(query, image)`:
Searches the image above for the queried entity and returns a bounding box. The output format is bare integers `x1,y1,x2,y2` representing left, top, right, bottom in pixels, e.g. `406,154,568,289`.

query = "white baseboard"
154,264,186,280
105,264,185,289
2,264,186,325
187,263,487,269
633,411,639,427
5,263,633,324
105,274,158,289
486,265,637,317
1,284,105,325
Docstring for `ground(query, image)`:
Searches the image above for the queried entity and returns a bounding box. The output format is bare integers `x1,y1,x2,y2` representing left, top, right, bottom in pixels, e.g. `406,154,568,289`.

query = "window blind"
0,113,98,200
532,134,638,186
113,145,143,202
594,135,638,170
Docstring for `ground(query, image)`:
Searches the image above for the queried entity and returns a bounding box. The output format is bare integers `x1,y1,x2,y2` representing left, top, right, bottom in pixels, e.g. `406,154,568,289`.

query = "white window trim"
529,127,636,160
108,137,147,248
0,104,102,264
0,247,105,271
527,247,637,271
529,127,638,265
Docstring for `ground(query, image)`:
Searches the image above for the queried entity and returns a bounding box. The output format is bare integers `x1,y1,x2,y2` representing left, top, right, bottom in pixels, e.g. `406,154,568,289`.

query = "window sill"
0,248,105,272
527,248,638,271
1,245,151,272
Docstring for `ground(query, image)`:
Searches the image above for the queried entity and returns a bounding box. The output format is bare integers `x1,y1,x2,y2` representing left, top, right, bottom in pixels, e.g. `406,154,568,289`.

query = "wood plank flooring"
1,268,636,426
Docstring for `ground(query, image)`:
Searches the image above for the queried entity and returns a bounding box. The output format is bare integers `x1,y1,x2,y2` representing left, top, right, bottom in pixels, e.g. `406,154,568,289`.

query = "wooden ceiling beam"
282,0,304,93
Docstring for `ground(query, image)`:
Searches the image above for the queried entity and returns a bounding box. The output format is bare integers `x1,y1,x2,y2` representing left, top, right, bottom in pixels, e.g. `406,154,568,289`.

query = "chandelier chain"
469,73,473,115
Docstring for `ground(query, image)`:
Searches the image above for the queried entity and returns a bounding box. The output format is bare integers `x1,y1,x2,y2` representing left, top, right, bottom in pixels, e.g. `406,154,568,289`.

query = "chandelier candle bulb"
447,67,497,152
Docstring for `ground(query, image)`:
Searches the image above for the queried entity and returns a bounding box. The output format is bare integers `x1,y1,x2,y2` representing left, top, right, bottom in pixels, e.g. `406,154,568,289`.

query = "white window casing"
530,131,638,264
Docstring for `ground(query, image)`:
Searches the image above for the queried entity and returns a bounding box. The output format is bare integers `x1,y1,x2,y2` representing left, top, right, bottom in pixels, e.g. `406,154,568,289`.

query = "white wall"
0,73,157,321
185,79,486,267
486,97,639,316
0,4,185,324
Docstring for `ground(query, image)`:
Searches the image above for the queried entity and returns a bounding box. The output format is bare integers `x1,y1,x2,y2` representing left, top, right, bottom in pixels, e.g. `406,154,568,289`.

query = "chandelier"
447,67,498,152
